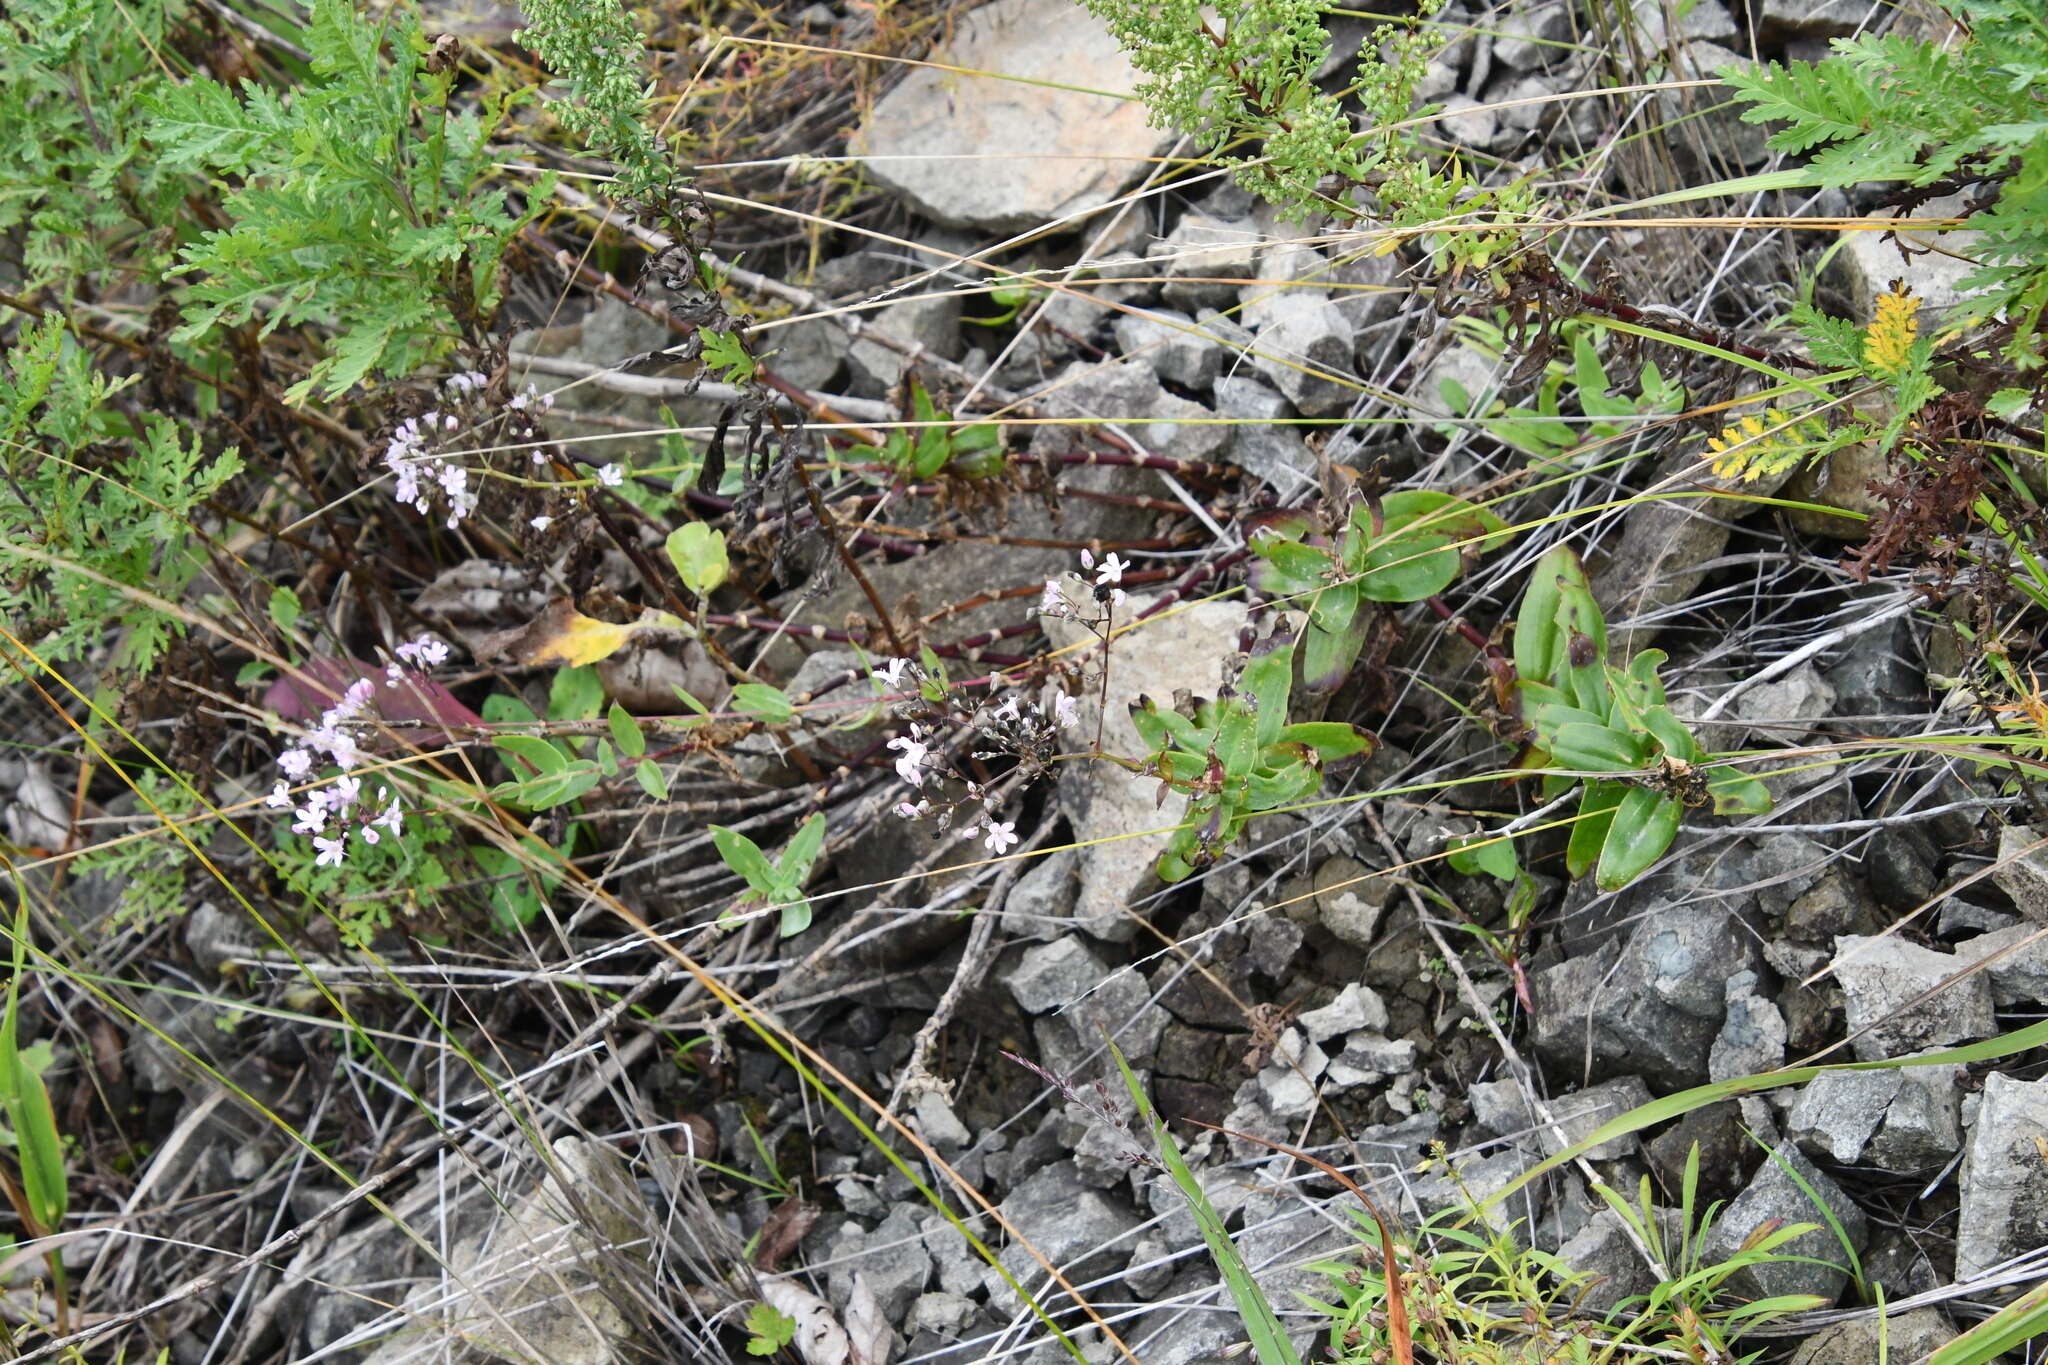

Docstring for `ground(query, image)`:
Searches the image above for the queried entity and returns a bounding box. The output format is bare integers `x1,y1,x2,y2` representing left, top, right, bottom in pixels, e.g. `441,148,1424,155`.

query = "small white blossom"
991,696,1020,723
1095,553,1128,586
530,515,552,531
374,801,404,837
1055,694,1080,730
313,835,347,868
1079,548,1095,570
292,804,328,835
278,748,313,779
596,463,624,487
984,821,1019,854
887,735,929,787
877,657,911,688
265,781,293,810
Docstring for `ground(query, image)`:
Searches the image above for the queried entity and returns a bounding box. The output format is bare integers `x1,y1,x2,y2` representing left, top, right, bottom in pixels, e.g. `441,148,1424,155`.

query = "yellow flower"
1864,284,1921,378
1705,408,1813,483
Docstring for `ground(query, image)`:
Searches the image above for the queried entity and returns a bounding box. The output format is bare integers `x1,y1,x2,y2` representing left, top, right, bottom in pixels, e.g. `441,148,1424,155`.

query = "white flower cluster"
1041,549,1128,619
875,653,1083,856
384,372,556,531
265,635,446,867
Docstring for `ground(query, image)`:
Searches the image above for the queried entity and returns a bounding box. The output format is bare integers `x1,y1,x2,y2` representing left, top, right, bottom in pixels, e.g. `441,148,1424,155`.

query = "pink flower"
313,835,347,868
265,782,293,810
328,774,361,811
292,804,328,835
1055,695,1079,730
984,821,1019,855
277,748,313,779
1040,579,1066,615
1079,549,1095,570
360,826,381,846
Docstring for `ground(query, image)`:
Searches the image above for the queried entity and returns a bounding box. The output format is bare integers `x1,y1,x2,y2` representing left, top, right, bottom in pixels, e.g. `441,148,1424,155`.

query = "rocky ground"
32,0,2048,1361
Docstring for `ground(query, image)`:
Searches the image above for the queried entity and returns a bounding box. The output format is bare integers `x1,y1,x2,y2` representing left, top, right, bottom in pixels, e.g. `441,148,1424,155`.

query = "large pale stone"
851,0,1173,231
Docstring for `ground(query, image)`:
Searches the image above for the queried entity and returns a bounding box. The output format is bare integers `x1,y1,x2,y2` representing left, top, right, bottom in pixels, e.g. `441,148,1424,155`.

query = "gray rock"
1249,294,1357,417
1297,983,1390,1043
1245,913,1304,977
1153,213,1264,312
1831,935,1994,1060
1436,94,1502,150
1044,597,1244,939
1656,41,1772,169
1786,1309,1957,1365
1037,357,1232,464
989,1160,1142,1307
1824,593,1923,725
1990,824,2048,921
831,1206,932,1319
1324,1033,1420,1090
1753,0,1885,39
1829,193,1988,329
1701,1142,1868,1304
1471,1075,1653,1161
1785,870,1881,944
362,1139,648,1365
1412,340,1505,420
913,1090,972,1150
762,315,848,393
905,1291,980,1339
846,291,962,397
1130,1302,1244,1365
1735,664,1838,743
1004,847,1079,942
1940,900,2019,938
1009,935,1110,1015
1787,1058,1960,1170
1213,373,1292,422
1113,307,1227,390
1710,971,1787,1083
1953,923,2048,1006
1534,905,1763,1088
1616,0,1741,48
1493,1,1576,69
1033,958,1167,1077
1315,856,1393,948
851,0,1172,230
1957,1072,2048,1280
1554,1207,1666,1312
1123,1230,1177,1299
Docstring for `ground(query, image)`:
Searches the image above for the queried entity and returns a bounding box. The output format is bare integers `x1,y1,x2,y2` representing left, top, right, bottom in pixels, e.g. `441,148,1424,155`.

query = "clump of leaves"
1438,316,1688,465
516,0,673,202
148,0,547,399
1508,546,1771,890
1133,628,1374,881
0,317,243,676
710,814,828,936
844,379,1006,481
1248,491,1510,693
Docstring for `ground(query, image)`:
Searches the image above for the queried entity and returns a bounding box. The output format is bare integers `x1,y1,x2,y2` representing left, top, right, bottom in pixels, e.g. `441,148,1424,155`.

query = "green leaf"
1238,635,1295,747
1515,548,1573,682
730,682,793,722
1596,786,1684,890
665,522,729,597
744,1302,797,1355
1709,766,1775,816
779,812,827,887
1271,721,1374,764
709,825,779,896
1448,830,1519,881
548,664,605,721
634,758,669,800
1357,530,1459,602
607,701,646,757
1986,387,2036,421
1548,722,1648,772
1,891,65,1233
267,585,302,633
1568,781,1627,879
494,733,568,777
700,329,756,385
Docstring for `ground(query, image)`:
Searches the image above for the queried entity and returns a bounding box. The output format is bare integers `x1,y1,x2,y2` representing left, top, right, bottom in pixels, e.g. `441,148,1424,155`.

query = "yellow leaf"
484,598,636,668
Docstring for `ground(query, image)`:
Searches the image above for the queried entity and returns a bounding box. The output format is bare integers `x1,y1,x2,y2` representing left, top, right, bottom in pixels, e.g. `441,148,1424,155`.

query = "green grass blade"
1109,1044,1302,1365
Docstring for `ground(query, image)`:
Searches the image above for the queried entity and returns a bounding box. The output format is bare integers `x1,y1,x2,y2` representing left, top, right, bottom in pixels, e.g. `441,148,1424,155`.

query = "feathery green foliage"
149,0,546,401
1725,0,2048,366
0,317,242,675
517,0,674,201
